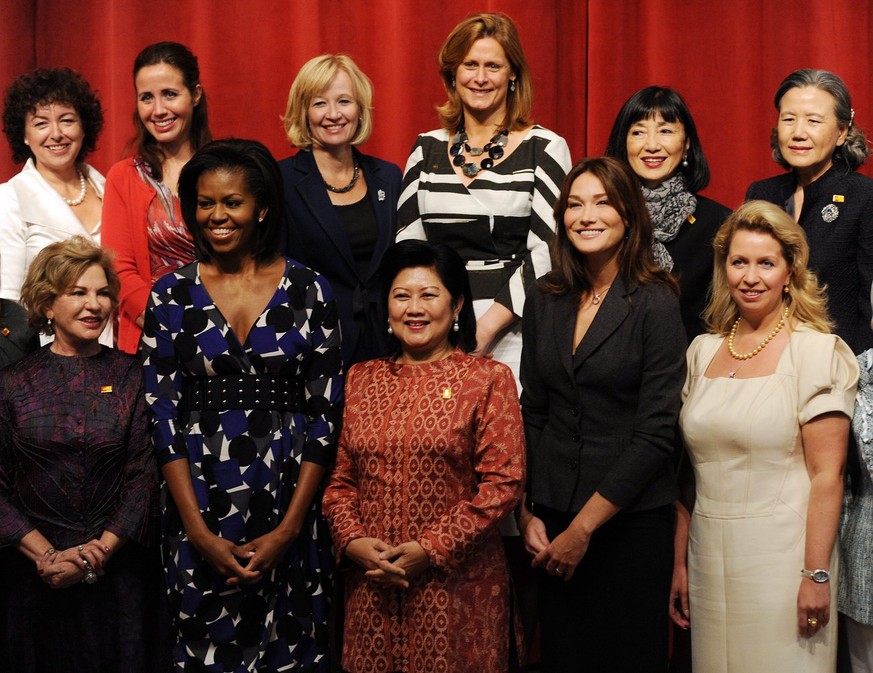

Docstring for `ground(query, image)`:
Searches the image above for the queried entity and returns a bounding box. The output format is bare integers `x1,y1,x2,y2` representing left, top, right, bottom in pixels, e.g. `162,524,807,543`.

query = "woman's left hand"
234,528,298,583
38,552,87,589
532,524,590,581
364,541,430,589
797,579,831,638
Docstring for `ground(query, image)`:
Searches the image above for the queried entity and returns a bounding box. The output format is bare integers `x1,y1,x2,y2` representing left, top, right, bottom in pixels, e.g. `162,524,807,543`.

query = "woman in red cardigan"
102,41,212,353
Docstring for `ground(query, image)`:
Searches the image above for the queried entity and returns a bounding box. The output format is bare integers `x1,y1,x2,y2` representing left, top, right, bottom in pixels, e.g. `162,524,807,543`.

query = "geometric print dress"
141,258,343,672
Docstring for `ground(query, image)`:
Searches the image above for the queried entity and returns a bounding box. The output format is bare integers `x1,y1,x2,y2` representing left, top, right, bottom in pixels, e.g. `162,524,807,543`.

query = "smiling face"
777,86,848,183
307,70,360,150
195,169,265,260
563,172,627,265
726,229,791,324
625,112,689,188
388,265,461,363
135,63,202,153
455,37,514,124
23,102,84,174
46,263,112,356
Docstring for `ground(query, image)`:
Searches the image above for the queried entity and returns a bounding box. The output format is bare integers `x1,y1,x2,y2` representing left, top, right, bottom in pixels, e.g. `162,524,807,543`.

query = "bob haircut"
20,235,120,336
605,85,711,193
282,54,374,150
542,156,678,299
2,67,104,165
705,200,832,335
178,139,284,265
771,68,869,172
129,42,212,181
436,12,533,132
379,240,477,354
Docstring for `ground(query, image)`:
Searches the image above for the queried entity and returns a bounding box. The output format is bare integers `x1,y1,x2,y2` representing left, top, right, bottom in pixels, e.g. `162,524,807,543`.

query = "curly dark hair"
2,67,103,165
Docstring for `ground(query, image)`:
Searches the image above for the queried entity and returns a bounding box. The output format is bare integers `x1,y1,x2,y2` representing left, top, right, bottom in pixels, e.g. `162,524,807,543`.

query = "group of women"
0,9,871,673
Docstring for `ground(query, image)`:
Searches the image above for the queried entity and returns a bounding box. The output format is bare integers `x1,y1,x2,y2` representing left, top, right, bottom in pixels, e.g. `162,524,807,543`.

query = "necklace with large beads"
727,306,789,361
449,126,509,177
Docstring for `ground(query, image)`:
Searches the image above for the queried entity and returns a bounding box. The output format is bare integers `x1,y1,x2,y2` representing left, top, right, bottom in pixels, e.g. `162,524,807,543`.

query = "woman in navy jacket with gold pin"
279,54,401,367
746,68,873,354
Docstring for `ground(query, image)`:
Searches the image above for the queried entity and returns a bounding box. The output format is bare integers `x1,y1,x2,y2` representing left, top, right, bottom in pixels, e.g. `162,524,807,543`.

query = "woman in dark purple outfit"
0,236,166,672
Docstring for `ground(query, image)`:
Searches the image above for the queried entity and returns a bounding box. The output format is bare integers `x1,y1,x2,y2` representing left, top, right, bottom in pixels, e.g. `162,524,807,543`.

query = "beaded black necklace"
449,126,509,177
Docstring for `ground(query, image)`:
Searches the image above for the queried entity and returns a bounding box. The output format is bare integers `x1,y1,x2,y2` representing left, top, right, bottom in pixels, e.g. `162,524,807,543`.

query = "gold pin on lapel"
100,385,113,394
834,195,845,202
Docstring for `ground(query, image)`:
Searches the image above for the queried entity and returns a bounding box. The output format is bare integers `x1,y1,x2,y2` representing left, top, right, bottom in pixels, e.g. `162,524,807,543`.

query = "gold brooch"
100,385,113,394
441,386,452,399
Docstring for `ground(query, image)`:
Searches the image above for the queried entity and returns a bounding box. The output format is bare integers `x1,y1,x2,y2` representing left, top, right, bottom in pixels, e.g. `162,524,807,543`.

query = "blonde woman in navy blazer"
518,157,686,673
279,54,401,367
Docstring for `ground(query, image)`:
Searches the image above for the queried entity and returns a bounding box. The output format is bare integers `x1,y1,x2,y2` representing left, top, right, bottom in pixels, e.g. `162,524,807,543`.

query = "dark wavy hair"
379,241,477,354
129,41,211,181
2,67,103,165
178,139,284,265
542,156,678,298
605,85,710,193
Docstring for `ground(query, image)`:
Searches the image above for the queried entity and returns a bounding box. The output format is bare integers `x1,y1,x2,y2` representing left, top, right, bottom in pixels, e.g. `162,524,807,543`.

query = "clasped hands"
190,528,297,586
37,539,111,589
345,537,430,589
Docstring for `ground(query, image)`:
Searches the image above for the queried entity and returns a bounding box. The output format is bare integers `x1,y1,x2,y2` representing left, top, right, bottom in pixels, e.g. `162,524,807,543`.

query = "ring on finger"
807,617,819,628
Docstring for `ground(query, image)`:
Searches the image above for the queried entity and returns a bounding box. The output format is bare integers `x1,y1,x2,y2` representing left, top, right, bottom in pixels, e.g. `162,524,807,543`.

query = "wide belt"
180,374,305,412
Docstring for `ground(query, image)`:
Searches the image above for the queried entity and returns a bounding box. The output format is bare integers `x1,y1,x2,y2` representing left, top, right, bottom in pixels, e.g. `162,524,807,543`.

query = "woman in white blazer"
0,67,111,345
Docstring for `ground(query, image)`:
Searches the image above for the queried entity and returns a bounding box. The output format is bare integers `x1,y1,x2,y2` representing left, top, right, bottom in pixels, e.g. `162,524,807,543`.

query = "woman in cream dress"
673,201,858,672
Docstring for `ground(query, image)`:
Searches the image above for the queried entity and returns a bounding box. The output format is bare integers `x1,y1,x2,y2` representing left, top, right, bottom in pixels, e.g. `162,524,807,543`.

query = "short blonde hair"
20,236,119,335
436,12,533,132
282,54,374,150
705,201,832,335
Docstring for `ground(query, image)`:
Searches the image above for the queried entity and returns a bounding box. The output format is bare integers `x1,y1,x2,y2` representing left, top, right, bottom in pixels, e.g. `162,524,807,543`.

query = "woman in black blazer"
605,86,730,341
279,54,401,367
746,68,873,354
518,157,687,673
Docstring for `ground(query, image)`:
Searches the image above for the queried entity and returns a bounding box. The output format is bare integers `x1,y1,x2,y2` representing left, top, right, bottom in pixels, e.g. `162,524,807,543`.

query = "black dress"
0,346,167,673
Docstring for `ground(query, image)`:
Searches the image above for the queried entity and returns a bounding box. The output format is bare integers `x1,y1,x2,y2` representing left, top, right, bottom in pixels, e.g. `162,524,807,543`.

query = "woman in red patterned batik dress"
323,241,525,673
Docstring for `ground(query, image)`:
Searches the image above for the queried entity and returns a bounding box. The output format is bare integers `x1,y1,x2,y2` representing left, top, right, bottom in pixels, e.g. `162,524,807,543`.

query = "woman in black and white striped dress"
397,12,571,384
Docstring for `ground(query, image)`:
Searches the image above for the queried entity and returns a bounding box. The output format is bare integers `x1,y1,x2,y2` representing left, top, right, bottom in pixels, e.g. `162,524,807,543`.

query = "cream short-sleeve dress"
680,325,858,673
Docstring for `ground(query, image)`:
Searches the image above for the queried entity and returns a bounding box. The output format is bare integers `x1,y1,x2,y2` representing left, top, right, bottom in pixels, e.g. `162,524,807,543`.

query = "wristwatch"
800,568,830,583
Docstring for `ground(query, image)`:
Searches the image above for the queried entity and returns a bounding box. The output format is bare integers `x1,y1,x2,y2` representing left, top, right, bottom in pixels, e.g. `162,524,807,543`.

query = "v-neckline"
195,259,289,350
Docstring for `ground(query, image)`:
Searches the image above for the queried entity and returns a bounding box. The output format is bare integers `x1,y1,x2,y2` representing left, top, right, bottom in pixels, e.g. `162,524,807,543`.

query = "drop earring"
681,153,689,168
387,322,393,335
510,80,516,93
450,76,455,89
452,318,460,332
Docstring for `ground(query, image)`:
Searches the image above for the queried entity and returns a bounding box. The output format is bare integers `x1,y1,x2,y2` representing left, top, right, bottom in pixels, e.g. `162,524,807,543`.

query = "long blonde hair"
705,200,832,335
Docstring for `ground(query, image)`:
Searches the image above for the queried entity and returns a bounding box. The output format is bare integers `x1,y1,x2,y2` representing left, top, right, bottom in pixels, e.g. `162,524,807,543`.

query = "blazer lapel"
362,155,394,282
572,276,634,368
14,159,93,236
292,151,358,274
551,292,577,381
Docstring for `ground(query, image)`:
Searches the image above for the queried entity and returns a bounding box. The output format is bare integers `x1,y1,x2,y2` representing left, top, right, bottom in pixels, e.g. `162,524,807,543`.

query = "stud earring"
450,77,455,89
681,153,689,168
258,216,264,223
783,285,790,295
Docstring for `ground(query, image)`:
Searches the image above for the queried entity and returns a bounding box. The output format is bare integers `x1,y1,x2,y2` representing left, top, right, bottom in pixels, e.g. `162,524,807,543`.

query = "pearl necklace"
64,170,87,206
450,126,508,177
727,307,788,361
323,158,360,193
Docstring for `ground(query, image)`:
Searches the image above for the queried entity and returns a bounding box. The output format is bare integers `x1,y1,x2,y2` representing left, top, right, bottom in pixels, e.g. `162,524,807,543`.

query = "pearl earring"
387,323,393,335
681,153,689,168
452,318,459,333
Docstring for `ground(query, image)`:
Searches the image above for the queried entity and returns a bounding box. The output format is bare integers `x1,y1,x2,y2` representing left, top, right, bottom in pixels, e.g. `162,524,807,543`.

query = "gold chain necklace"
727,306,789,361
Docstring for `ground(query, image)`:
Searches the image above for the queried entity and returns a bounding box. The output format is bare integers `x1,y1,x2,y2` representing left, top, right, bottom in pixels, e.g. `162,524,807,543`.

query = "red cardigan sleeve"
102,159,155,354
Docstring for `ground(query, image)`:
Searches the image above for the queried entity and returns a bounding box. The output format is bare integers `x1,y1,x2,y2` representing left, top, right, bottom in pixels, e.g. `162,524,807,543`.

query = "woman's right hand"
37,551,86,589
518,507,549,556
669,561,691,629
346,537,409,588
188,530,262,585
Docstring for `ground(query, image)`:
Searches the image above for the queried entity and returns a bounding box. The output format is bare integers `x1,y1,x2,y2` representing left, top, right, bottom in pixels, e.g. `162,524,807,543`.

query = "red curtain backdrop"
1,0,871,209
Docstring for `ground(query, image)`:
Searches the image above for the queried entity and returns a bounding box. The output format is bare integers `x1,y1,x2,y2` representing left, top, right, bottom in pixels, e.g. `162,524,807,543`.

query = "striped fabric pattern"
397,126,571,317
